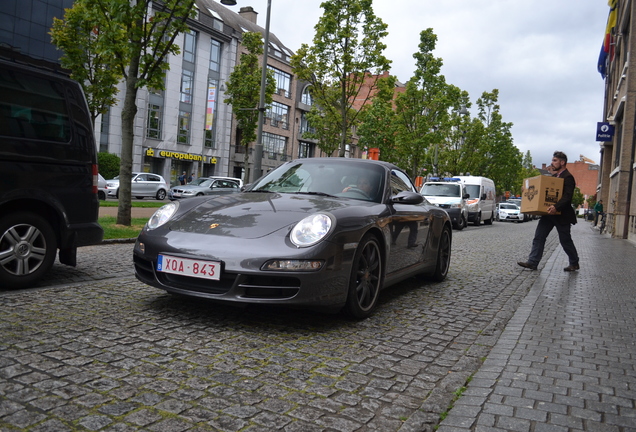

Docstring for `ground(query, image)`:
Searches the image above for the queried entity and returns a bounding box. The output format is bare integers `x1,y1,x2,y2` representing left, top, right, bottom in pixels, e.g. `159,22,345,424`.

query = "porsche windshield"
248,161,385,202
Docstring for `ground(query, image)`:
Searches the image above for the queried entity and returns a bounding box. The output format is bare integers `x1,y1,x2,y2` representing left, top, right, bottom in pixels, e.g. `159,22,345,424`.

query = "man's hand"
547,205,557,215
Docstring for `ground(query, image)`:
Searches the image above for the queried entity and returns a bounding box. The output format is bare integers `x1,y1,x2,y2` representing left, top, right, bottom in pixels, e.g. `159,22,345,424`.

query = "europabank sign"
596,122,615,142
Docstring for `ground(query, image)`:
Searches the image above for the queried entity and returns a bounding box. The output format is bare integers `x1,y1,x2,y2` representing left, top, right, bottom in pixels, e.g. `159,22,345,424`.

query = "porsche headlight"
290,214,333,247
146,202,179,230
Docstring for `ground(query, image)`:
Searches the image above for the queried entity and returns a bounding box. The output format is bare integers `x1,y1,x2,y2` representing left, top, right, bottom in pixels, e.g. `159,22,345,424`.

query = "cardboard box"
521,175,564,215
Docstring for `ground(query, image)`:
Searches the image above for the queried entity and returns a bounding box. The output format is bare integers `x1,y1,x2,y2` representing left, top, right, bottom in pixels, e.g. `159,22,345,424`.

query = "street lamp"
221,0,271,183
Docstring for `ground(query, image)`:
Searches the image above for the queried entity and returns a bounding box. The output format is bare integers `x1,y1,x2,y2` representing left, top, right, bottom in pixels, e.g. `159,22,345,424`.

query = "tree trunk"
116,58,140,226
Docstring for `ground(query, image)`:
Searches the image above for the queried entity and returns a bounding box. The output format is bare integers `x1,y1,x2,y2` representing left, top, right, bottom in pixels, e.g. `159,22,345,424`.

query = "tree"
393,29,459,179
475,90,522,195
572,187,585,209
291,0,391,157
223,32,276,182
50,1,122,128
355,75,398,163
55,0,197,225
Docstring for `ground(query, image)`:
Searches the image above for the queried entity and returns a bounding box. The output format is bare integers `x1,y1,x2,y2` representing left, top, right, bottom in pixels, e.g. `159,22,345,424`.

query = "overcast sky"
222,0,610,168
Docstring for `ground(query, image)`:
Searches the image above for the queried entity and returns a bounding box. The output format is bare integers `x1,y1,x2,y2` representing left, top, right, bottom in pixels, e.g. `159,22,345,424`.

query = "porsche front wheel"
345,234,382,319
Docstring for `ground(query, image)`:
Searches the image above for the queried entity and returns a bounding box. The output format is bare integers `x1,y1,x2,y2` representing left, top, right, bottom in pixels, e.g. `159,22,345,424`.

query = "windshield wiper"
294,191,336,197
245,189,275,193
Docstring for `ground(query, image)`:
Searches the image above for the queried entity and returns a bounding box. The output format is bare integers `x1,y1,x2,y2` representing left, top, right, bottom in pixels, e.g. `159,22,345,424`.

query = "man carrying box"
518,151,580,272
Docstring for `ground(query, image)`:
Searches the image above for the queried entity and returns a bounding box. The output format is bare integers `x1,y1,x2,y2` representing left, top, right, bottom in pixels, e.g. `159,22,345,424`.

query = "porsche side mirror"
391,191,424,204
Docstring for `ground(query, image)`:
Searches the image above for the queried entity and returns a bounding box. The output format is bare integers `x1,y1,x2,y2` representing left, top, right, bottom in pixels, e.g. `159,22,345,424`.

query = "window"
184,31,197,63
301,86,313,105
268,66,291,97
390,169,416,194
263,132,286,158
178,111,191,144
300,112,315,135
0,73,70,142
267,101,289,128
210,39,221,72
180,69,194,103
298,142,314,158
146,104,162,139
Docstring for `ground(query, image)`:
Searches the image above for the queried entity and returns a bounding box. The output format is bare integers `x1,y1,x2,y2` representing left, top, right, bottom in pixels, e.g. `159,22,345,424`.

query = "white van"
455,176,496,226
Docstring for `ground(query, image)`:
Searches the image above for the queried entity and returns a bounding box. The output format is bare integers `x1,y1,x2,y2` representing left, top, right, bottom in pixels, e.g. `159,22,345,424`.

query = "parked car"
0,48,103,289
107,172,169,200
419,178,469,230
134,158,453,318
506,198,531,221
169,176,242,200
496,202,522,222
97,173,108,200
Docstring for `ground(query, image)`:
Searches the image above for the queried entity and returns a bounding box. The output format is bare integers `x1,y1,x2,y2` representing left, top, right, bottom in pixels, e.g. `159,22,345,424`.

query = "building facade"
598,0,636,242
1,0,355,188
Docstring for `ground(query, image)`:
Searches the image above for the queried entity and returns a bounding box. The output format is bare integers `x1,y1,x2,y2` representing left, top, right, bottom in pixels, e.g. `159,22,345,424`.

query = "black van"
0,49,103,289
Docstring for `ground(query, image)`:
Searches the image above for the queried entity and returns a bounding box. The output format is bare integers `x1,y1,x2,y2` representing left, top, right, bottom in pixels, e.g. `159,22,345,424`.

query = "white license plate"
157,255,221,280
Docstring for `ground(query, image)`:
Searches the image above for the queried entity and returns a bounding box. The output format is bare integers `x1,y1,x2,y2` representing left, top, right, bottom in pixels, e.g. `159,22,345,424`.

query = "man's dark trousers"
528,215,579,266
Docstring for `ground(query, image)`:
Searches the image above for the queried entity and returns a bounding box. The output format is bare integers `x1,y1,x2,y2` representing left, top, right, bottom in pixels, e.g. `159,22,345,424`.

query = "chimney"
238,6,258,24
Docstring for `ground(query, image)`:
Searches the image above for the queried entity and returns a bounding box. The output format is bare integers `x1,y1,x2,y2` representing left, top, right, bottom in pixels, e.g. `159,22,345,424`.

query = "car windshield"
421,183,460,197
248,160,385,202
464,185,480,199
500,204,518,210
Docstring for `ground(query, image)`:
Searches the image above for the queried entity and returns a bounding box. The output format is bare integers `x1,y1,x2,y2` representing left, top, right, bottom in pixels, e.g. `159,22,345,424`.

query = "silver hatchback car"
169,177,242,200
107,172,169,200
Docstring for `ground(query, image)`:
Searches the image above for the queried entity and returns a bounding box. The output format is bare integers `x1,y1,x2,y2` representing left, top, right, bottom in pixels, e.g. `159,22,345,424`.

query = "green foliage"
97,152,121,180
224,31,276,178
291,0,391,157
391,29,459,179
50,0,123,126
357,75,398,163
470,90,522,195
572,187,585,208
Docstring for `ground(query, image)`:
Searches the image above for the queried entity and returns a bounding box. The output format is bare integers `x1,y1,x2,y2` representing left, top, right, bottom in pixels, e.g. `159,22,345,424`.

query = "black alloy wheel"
430,226,451,281
345,234,382,319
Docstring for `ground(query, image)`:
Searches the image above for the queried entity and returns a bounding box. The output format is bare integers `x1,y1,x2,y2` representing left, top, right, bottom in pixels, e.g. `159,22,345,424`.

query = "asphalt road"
0,220,556,431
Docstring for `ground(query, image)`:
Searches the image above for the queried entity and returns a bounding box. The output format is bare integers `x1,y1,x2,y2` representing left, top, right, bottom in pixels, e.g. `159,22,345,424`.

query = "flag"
598,0,618,78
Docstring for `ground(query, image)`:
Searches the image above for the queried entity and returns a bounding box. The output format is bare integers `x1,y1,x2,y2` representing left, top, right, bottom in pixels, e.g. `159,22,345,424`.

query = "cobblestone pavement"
0,220,556,431
438,222,636,432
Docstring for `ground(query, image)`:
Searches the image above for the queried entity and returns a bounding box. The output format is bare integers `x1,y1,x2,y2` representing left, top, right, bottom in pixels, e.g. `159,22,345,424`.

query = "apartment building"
1,0,333,186
597,0,636,241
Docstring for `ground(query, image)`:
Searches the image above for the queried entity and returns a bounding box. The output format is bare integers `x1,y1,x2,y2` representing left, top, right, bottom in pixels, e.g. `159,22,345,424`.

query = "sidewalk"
438,221,636,431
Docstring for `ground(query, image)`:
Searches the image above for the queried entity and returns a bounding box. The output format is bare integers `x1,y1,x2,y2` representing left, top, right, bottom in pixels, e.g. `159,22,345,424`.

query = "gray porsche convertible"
134,158,452,318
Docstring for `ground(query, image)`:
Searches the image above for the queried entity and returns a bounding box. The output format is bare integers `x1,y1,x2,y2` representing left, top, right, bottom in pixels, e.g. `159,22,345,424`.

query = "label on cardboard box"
521,175,563,215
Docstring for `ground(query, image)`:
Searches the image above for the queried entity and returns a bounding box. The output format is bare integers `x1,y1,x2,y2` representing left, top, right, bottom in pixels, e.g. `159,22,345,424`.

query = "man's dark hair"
553,151,568,163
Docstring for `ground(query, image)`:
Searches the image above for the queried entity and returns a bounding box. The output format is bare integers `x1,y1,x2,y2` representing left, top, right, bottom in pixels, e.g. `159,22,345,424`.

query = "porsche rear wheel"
345,234,382,319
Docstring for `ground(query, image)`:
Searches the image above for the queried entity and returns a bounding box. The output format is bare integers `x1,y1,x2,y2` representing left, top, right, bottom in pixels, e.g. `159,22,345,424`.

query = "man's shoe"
563,264,580,272
517,261,538,270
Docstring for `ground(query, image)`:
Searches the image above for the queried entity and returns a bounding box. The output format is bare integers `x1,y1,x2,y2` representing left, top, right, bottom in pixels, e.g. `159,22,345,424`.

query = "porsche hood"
167,193,352,239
